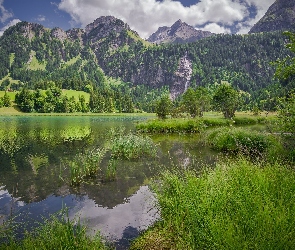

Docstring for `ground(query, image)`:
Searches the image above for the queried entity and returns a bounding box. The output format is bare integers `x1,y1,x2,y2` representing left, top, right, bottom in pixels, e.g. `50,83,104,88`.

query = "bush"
205,127,278,158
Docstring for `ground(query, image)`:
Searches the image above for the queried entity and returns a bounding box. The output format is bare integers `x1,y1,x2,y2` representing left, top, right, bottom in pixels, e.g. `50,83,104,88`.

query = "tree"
182,88,198,118
15,88,35,112
275,32,295,138
275,31,295,81
2,91,11,107
155,94,172,119
213,83,240,119
278,93,295,136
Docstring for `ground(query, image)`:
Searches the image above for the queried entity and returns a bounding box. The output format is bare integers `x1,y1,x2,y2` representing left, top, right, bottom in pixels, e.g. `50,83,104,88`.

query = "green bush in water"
111,134,157,160
206,127,281,158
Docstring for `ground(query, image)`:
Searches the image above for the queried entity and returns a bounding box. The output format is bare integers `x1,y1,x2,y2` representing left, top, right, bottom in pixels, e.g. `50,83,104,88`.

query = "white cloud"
58,0,276,38
0,0,13,23
36,15,46,22
0,18,21,36
203,23,231,34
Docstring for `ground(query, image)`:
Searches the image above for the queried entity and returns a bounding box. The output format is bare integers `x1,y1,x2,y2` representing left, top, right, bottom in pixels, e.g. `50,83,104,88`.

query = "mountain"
249,0,295,33
0,15,292,102
147,19,214,44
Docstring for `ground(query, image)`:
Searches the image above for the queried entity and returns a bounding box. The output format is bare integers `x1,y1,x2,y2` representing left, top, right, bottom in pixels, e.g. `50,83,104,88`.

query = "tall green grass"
136,119,206,133
136,116,270,134
0,213,107,249
205,127,282,160
111,134,157,160
68,148,106,186
132,159,295,249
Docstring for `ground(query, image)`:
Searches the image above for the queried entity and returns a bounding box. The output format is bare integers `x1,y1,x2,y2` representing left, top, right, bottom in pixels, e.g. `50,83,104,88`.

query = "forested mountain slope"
0,16,292,100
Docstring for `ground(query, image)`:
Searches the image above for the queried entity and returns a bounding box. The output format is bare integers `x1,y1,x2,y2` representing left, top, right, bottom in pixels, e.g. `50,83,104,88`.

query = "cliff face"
147,19,214,44
249,0,295,33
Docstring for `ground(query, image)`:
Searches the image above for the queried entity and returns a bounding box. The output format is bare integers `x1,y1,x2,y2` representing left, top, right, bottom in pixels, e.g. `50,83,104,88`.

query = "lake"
0,115,217,249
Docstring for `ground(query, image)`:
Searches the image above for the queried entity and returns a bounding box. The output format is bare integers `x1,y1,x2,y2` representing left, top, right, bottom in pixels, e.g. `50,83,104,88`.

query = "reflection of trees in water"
115,226,139,250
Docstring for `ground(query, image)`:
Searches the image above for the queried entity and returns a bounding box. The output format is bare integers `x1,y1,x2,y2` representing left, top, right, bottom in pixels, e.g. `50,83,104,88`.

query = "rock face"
147,19,214,44
249,0,295,33
85,16,138,42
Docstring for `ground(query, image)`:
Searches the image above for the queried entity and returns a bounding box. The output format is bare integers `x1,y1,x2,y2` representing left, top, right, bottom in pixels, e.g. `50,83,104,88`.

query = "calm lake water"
0,115,217,249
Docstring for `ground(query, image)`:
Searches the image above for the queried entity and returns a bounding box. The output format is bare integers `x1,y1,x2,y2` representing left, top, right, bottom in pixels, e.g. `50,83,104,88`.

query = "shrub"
206,127,276,157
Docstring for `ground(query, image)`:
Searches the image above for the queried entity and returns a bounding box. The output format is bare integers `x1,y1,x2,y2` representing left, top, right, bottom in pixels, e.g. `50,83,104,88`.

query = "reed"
68,148,106,186
0,213,107,249
132,159,295,249
111,134,157,160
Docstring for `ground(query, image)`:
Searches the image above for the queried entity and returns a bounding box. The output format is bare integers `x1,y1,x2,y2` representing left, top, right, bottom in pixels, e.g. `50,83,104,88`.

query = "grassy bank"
0,213,108,249
136,113,270,134
132,159,295,249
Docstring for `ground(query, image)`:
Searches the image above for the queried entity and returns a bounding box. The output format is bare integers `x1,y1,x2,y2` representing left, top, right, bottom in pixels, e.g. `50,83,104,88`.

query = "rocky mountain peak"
147,19,214,44
249,0,295,33
85,16,132,39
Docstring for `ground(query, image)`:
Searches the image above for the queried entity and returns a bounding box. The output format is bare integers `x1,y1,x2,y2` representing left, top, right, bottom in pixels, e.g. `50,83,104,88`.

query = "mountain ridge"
249,0,295,33
147,19,214,44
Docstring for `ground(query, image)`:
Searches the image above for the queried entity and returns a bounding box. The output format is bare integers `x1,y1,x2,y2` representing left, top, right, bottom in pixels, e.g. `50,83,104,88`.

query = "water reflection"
0,116,217,248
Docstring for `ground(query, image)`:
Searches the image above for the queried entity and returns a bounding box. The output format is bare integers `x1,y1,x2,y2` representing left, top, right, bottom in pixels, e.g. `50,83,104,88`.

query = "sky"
0,0,275,38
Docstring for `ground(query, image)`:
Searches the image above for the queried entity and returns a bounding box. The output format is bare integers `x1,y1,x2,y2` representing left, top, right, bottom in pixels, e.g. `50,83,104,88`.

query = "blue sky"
0,0,275,38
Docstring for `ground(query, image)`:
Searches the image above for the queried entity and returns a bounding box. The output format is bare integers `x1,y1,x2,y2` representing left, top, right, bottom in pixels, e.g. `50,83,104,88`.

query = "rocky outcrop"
170,54,192,99
66,28,85,44
85,16,139,42
20,22,45,40
249,0,295,33
51,27,68,41
147,19,214,44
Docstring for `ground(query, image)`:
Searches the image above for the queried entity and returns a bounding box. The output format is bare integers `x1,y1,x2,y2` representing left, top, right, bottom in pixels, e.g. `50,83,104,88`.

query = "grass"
136,113,274,134
0,212,107,249
136,118,206,133
59,90,90,102
206,127,280,156
111,133,157,160
67,148,106,186
27,51,46,70
132,158,295,249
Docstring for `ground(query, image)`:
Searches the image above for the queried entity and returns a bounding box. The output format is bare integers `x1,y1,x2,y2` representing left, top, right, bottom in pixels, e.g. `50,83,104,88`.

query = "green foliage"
136,159,295,249
136,118,206,133
182,87,211,117
155,95,172,119
275,31,295,81
206,127,281,159
1,91,11,107
0,212,107,249
67,148,106,186
213,83,241,118
277,92,295,137
111,133,157,160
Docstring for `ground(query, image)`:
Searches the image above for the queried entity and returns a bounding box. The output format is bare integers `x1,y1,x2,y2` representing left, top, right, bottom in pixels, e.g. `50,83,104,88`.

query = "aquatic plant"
132,159,295,249
205,127,282,159
68,148,106,186
105,159,117,181
0,212,107,249
111,134,157,160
